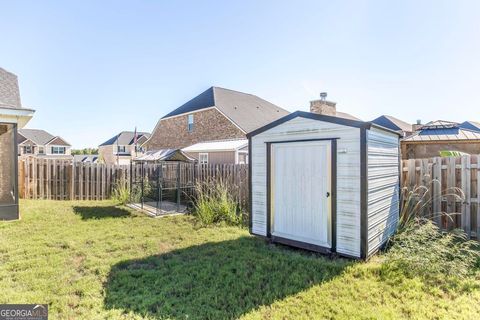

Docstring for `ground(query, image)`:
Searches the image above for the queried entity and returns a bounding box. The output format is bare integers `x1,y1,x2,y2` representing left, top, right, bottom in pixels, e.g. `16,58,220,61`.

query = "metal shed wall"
250,116,362,257
366,127,400,256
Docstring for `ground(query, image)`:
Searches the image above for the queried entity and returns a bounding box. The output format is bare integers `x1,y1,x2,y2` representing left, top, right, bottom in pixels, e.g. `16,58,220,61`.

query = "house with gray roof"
18,129,72,159
371,115,413,137
0,67,35,220
99,131,150,165
143,86,290,151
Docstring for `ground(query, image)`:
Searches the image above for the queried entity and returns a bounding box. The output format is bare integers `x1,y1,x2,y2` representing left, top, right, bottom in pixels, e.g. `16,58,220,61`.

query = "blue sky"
1,0,480,148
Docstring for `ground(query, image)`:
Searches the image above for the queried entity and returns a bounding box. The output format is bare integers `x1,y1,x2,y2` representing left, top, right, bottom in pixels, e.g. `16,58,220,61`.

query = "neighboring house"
73,154,99,163
0,67,35,220
182,139,249,165
401,120,480,159
371,115,413,137
18,129,72,159
99,131,150,165
143,86,290,151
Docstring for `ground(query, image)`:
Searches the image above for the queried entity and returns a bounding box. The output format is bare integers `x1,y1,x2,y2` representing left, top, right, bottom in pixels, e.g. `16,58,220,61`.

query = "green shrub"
112,179,130,205
382,182,480,286
192,179,245,226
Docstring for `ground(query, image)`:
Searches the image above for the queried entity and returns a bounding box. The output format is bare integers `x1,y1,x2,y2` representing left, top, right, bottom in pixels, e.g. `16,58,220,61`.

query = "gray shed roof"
371,115,412,133
18,129,67,146
161,86,290,133
99,131,151,146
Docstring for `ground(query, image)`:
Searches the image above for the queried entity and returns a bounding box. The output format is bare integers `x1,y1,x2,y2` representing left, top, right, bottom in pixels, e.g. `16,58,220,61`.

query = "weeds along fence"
18,158,249,209
401,155,480,239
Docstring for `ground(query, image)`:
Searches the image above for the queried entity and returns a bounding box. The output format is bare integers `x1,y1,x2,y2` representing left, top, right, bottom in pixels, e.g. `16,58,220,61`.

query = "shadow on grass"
73,206,131,220
104,236,353,319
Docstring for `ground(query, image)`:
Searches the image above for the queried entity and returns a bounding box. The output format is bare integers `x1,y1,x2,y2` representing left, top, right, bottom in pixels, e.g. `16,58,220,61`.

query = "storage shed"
247,111,401,259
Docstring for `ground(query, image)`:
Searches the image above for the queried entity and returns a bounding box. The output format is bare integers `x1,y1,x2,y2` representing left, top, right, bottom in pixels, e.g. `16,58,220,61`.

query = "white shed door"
271,140,332,248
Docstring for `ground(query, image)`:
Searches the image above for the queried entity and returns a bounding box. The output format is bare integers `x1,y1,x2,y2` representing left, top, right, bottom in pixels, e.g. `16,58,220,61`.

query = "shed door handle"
326,192,330,198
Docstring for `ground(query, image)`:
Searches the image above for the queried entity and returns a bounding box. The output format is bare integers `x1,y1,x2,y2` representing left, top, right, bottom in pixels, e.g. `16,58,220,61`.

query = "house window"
38,147,44,154
23,146,33,154
52,146,66,154
199,153,208,164
187,114,194,132
117,145,126,153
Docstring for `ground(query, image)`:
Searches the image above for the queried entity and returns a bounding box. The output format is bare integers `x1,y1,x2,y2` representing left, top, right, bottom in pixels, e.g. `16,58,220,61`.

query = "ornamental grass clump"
193,178,245,227
112,179,130,205
382,181,480,286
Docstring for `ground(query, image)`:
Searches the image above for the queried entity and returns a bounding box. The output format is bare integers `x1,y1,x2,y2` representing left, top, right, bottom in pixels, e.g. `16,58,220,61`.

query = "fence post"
432,157,442,227
176,161,180,211
477,155,480,240
141,162,144,210
70,162,75,200
461,155,471,238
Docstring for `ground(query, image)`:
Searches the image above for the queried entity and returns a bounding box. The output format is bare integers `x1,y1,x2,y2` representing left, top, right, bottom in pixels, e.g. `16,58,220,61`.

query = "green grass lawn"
0,200,479,319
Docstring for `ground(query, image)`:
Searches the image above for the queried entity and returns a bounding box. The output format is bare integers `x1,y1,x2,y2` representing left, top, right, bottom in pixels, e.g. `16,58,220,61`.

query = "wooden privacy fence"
19,158,130,200
401,155,480,239
19,158,249,208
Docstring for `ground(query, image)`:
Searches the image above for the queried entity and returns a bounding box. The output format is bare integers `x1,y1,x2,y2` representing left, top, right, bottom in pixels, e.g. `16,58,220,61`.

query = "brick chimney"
310,92,336,116
412,119,423,132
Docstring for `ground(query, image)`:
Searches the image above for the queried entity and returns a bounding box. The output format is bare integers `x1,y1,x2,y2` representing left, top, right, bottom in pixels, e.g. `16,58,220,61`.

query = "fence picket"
462,156,471,238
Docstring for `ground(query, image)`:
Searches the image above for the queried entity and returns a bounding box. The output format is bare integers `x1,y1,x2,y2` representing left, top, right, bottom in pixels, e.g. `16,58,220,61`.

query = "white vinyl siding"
367,127,400,256
251,117,362,257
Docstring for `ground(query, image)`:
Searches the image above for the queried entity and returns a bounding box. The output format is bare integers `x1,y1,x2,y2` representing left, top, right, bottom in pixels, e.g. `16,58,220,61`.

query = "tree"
71,148,99,155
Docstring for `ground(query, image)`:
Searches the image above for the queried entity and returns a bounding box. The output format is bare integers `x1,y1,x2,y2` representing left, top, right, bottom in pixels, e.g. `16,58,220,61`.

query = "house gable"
18,138,36,146
46,136,71,146
159,87,289,132
146,107,245,150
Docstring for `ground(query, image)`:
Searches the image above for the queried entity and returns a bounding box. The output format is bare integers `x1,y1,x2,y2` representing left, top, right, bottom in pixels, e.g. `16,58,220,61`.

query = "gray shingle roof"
99,131,151,146
162,87,290,133
18,129,56,145
336,111,361,121
371,115,412,133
